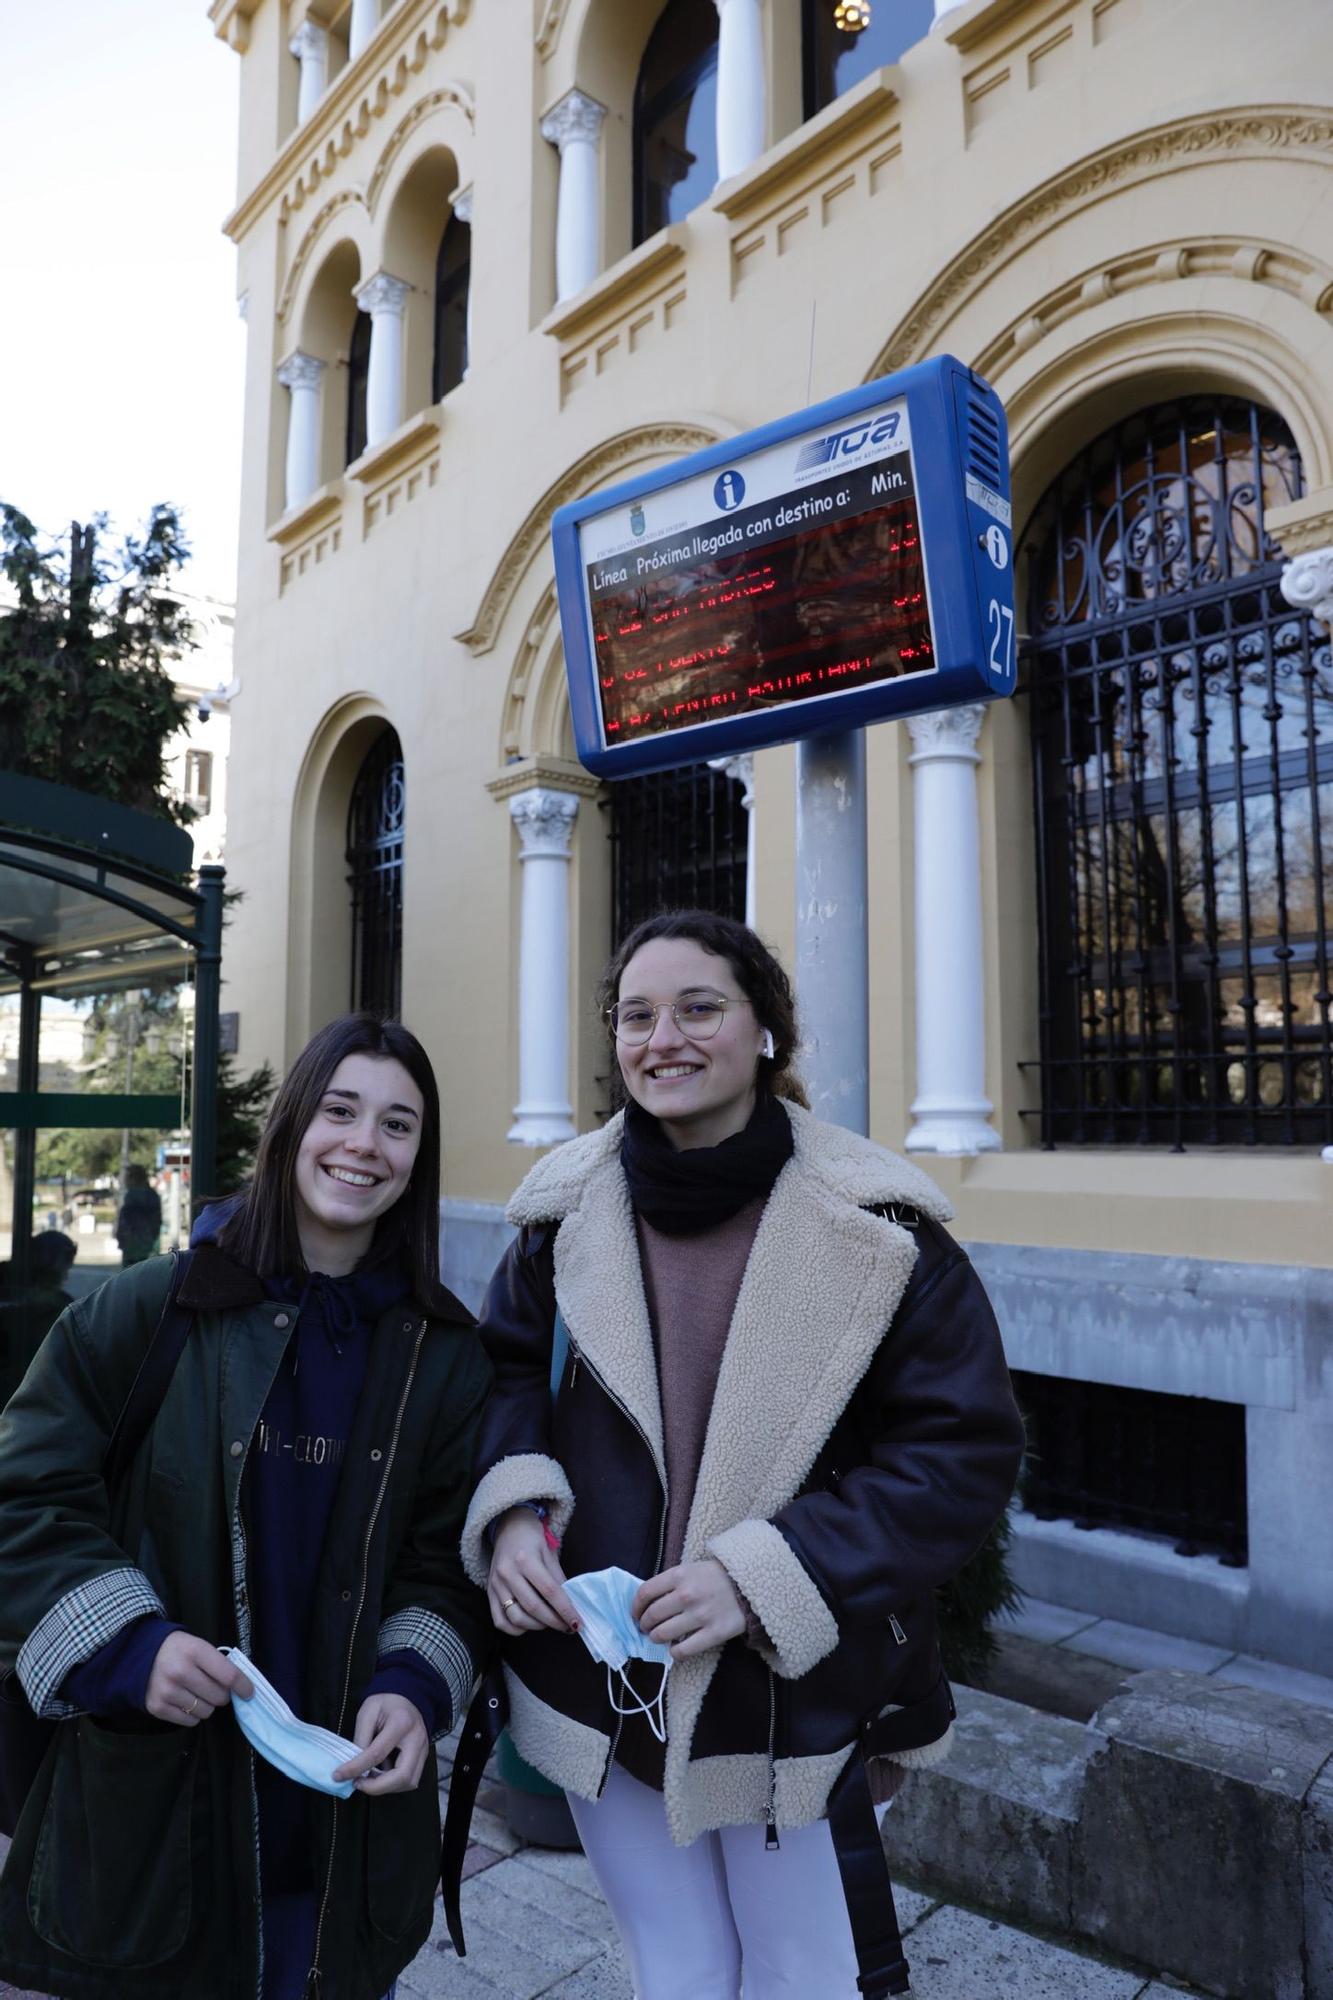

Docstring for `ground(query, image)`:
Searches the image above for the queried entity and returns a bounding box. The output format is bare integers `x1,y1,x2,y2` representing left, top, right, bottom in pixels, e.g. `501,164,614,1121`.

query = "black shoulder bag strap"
103,1248,196,1492
439,1665,508,1956
825,1670,956,1998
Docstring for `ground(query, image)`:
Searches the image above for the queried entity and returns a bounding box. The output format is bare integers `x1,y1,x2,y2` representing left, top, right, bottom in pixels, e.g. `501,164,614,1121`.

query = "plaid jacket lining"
18,1565,167,1719
378,1606,476,1738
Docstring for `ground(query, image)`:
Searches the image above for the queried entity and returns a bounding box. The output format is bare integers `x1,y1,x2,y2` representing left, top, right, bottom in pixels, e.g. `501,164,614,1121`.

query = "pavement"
0,1706,1211,2000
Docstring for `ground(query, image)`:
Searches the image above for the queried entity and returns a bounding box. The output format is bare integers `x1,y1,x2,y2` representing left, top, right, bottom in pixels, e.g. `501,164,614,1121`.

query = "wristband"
517,1499,561,1552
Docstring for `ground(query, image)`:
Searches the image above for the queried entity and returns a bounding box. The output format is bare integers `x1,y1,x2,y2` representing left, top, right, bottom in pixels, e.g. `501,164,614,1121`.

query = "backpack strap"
102,1249,196,1489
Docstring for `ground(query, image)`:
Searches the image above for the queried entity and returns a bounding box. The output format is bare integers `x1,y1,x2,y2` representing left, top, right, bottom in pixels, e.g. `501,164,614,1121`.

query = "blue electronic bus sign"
552,355,1015,780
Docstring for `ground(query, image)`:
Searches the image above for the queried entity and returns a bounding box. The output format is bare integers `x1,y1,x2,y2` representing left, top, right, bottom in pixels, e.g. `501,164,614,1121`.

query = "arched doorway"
345,729,405,1017
1023,394,1329,1149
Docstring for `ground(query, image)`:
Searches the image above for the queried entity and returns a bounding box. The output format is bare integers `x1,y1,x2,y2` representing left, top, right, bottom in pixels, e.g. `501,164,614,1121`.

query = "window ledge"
942,0,1049,54
541,225,688,345
268,478,346,549
345,408,443,487
711,68,901,225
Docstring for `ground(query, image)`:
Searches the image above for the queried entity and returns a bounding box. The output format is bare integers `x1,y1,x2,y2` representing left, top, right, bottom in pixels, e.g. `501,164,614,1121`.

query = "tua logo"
794,411,900,473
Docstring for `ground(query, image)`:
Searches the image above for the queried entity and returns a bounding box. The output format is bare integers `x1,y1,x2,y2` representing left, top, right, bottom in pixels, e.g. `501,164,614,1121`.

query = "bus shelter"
0,771,223,1286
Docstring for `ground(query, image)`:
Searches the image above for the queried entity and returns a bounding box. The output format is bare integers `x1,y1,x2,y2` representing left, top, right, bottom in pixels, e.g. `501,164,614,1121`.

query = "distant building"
210,0,1333,1677
164,593,236,867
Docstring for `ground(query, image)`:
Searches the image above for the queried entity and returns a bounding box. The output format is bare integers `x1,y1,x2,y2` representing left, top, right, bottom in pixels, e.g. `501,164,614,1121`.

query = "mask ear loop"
606,1663,671,1743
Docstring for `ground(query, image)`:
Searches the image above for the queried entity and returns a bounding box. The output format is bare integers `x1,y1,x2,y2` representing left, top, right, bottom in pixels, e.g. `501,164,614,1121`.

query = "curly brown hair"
595,909,809,1110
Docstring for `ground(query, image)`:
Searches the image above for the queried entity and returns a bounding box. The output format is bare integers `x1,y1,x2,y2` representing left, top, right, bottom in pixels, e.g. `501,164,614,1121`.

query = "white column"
1281,545,1333,629
904,705,1001,1155
508,789,580,1146
276,351,325,511
289,21,328,124
353,271,411,450
450,184,474,377
348,0,379,61
540,90,607,303
709,752,756,930
713,0,766,184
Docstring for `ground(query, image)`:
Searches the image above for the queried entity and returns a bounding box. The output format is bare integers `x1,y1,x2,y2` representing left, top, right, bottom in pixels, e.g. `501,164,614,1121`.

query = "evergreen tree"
937,1510,1023,1687
212,1053,275,1198
0,505,193,822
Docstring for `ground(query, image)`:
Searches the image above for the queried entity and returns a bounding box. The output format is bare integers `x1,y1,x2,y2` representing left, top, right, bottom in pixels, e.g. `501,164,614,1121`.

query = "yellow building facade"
210,0,1333,1673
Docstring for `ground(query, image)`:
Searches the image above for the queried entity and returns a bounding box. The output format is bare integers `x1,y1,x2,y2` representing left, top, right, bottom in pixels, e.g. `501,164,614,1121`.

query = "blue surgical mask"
563,1567,674,1743
222,1647,362,1798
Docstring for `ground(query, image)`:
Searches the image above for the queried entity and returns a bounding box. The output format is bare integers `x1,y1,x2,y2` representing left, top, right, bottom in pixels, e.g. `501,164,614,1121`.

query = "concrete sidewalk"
0,1734,1209,2000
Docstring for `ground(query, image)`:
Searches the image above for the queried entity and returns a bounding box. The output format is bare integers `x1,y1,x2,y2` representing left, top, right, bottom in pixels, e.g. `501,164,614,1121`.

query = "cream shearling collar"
506,1102,953,1231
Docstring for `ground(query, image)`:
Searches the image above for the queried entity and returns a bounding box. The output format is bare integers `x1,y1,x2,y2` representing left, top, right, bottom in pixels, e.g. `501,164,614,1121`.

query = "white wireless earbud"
759,1029,776,1061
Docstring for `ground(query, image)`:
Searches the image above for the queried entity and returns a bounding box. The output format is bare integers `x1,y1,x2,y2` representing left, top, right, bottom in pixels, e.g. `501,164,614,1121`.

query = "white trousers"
567,1764,869,2000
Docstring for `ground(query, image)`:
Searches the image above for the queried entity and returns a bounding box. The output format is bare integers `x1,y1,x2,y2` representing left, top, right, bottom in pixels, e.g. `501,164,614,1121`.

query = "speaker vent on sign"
964,392,1003,490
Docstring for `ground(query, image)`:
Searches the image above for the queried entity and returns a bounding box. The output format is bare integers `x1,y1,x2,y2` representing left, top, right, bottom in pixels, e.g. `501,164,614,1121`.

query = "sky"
2,1,244,604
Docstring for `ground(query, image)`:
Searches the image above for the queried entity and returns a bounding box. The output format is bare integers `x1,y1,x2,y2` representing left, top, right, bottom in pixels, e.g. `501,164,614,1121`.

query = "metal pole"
794,729,869,1136
11,957,39,1286
190,864,225,1214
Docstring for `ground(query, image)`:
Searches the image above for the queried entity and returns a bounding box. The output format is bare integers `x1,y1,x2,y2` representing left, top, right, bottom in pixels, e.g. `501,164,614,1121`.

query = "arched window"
609,762,748,945
345,729,405,1018
802,0,935,117
345,309,372,467
1024,395,1332,1147
633,0,720,248
432,214,470,402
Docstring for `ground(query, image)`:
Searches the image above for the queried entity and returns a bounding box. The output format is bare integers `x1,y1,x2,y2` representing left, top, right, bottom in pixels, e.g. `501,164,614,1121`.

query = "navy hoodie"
62,1202,451,1999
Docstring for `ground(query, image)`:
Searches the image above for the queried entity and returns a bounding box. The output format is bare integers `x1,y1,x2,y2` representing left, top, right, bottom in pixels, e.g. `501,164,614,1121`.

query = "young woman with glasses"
458,910,1023,2000
0,1014,490,2000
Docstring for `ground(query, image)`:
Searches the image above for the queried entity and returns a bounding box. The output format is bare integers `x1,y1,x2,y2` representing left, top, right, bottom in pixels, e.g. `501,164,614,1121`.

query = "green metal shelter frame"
0,771,223,1284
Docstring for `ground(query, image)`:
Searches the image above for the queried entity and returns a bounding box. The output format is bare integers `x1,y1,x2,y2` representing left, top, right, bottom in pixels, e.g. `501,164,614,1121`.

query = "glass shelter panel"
1023,396,1330,1146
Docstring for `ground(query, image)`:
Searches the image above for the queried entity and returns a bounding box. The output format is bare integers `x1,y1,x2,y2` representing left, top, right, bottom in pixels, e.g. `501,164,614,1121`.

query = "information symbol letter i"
714,470,746,511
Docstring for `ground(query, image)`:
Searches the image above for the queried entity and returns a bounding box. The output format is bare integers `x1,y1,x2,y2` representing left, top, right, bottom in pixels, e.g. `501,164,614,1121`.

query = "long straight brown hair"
217,1013,443,1308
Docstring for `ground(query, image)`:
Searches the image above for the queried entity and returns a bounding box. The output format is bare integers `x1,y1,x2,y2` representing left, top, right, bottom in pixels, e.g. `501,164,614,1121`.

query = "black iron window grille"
432,214,470,402
345,310,372,468
633,0,719,249
1013,1370,1248,1567
1024,396,1331,1146
346,730,404,1019
608,762,748,948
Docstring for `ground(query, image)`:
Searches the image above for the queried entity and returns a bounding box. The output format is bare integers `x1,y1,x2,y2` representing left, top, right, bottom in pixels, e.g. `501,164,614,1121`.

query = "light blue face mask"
563,1567,675,1743
222,1646,363,1798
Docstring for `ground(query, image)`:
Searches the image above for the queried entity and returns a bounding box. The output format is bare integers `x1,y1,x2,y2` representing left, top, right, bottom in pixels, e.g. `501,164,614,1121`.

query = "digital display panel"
587,470,934,747
553,361,1016,779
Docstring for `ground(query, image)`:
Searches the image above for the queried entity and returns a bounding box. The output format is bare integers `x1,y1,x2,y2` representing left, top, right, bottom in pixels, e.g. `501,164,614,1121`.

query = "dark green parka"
0,1245,492,2000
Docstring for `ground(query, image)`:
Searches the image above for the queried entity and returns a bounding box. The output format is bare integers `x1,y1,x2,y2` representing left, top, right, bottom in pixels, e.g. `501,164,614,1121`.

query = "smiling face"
291,1051,424,1273
616,936,769,1151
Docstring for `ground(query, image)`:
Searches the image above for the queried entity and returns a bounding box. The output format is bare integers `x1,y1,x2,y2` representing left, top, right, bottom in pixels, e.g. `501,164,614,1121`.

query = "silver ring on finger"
501,1597,518,1613
186,1694,201,1717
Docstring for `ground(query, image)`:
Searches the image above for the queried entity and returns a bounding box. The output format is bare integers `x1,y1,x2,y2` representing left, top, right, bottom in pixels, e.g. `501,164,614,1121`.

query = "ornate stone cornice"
540,89,608,152
1280,547,1333,629
223,0,473,243
1268,487,1333,558
277,190,368,326
534,0,569,60
707,752,755,809
508,787,580,858
906,703,987,760
365,85,476,218
974,237,1333,385
210,0,260,53
456,421,722,655
355,270,412,316
873,107,1333,376
487,757,602,803
276,350,326,391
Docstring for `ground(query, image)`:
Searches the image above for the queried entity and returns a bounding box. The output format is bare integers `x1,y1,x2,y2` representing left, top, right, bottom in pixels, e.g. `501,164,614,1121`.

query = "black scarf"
620,1092,794,1236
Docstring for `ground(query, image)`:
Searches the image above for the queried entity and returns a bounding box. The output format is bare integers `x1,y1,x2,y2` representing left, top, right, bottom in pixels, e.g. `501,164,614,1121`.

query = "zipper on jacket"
569,1351,580,1391
764,1670,780,1851
565,1330,669,1798
305,1319,427,1997
889,1614,908,1647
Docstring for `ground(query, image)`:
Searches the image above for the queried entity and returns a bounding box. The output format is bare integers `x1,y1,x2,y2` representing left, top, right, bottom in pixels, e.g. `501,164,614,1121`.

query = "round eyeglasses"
606,997,731,1045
